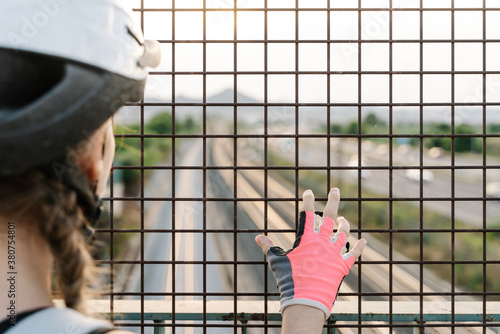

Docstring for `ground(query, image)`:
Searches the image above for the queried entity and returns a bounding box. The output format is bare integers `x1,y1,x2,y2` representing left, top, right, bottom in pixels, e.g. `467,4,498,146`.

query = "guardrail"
75,300,500,334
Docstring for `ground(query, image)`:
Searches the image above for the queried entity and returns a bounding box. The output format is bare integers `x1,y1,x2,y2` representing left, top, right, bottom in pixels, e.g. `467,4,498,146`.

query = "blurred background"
92,1,500,333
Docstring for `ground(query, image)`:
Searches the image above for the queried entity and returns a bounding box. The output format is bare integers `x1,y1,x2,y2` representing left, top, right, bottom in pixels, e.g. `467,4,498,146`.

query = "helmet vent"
0,49,66,110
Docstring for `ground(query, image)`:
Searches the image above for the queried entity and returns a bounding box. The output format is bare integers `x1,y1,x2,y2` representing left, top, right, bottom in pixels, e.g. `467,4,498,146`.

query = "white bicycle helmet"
0,0,161,175
0,0,161,224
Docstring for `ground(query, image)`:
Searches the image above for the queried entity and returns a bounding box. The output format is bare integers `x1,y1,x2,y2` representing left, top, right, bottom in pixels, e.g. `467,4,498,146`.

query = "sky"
118,0,500,125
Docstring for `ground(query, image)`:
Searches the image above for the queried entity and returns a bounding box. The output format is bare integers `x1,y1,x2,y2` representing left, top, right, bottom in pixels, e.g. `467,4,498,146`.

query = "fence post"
153,320,165,334
413,321,424,334
241,320,248,334
327,317,336,334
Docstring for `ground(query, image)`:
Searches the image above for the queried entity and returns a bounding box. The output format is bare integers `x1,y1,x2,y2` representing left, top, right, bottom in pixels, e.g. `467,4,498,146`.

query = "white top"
4,307,113,334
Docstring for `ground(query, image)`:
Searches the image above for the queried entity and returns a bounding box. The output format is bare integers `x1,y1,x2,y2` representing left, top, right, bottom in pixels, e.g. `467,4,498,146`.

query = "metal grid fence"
94,0,500,333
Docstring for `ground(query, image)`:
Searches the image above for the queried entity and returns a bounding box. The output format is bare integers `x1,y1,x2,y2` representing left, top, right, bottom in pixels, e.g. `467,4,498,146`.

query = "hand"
255,188,367,320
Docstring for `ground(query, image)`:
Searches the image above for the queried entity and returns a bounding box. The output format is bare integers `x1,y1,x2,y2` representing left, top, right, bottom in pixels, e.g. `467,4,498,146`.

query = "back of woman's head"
0,0,161,311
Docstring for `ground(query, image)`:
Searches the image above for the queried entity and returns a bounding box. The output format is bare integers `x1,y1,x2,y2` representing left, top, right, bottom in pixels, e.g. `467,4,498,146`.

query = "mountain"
115,89,500,126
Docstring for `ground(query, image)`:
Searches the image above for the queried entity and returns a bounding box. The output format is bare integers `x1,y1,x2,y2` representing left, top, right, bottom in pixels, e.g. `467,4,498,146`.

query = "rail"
70,300,500,334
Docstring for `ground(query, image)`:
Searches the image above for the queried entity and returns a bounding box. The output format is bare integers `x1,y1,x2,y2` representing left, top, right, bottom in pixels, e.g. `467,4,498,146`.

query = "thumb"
255,234,277,255
347,239,367,260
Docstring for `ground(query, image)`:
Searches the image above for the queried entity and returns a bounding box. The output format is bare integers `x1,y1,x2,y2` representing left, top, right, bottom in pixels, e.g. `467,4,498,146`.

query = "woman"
0,1,365,333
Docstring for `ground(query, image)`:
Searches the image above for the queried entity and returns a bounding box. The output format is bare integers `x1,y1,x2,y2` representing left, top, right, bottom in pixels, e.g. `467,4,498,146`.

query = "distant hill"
116,89,263,125
115,89,500,126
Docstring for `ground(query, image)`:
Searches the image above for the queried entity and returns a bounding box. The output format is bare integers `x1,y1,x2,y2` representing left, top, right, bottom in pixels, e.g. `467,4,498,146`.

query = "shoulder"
5,307,114,334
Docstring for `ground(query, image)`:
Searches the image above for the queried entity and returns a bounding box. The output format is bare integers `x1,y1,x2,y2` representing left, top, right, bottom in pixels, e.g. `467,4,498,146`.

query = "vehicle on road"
405,169,435,183
348,155,372,180
486,182,500,198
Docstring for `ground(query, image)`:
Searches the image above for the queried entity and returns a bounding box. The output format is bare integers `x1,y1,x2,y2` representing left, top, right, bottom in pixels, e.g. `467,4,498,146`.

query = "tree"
487,123,500,134
345,121,360,134
364,113,385,127
361,113,388,134
182,116,196,133
455,124,480,153
147,111,172,134
424,123,452,151
329,124,343,134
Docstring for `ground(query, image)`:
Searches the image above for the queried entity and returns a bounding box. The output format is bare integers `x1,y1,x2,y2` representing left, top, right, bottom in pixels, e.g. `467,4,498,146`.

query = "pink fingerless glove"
267,210,355,319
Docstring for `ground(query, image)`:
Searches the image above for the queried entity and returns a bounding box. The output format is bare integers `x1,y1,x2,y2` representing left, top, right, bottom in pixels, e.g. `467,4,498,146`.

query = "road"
125,140,231,334
121,136,493,334
210,137,491,334
266,137,500,227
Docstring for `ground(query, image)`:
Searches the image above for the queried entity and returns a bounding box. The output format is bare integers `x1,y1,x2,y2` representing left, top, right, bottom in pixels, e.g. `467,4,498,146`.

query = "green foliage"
363,113,387,134
114,110,200,194
424,123,452,151
146,112,172,134
455,124,481,153
428,123,452,134
456,264,484,292
330,124,343,134
487,224,500,242
345,121,359,134
325,116,500,156
182,116,197,133
487,123,500,134
317,123,346,134
328,113,388,136
411,123,483,154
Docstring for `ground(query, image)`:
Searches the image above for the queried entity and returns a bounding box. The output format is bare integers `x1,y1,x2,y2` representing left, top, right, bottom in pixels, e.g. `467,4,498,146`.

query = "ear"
86,158,104,182
74,126,106,182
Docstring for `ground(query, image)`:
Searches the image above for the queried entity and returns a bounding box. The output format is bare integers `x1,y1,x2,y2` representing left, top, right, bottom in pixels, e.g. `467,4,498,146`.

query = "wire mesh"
95,1,500,333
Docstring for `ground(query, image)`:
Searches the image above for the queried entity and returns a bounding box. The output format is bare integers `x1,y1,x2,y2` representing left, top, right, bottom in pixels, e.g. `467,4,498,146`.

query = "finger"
346,239,367,260
318,216,336,237
301,189,315,212
336,216,350,239
330,217,351,249
323,188,340,221
255,234,277,255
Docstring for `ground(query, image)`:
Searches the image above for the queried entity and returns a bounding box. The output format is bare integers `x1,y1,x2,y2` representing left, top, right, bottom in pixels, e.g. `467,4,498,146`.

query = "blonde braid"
0,170,95,312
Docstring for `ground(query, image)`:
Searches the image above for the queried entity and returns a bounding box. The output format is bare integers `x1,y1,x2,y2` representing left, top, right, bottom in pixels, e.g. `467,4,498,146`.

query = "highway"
121,136,493,334
125,140,232,334
267,137,500,227
209,137,491,334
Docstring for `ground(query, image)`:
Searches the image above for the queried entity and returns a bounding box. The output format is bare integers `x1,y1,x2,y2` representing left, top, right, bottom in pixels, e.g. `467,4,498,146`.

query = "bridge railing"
72,300,500,334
